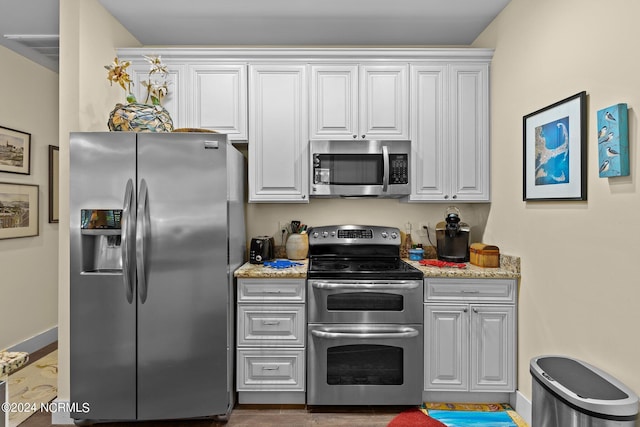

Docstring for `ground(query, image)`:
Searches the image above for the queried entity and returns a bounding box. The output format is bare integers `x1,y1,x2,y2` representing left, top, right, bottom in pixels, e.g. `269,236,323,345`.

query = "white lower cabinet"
424,278,516,397
236,279,306,404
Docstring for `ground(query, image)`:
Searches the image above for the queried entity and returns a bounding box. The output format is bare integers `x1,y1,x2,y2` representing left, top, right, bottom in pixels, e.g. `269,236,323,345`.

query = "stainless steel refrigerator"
69,132,245,423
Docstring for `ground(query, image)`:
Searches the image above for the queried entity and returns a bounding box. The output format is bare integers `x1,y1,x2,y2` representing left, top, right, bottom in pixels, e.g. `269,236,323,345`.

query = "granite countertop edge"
234,255,521,280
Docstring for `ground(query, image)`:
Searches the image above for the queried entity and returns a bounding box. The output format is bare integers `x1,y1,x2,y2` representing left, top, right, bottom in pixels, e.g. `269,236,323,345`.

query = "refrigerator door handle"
121,179,136,303
136,178,151,304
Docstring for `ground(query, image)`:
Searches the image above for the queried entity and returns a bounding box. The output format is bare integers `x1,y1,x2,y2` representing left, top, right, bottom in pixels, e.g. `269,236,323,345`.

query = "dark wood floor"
17,344,408,426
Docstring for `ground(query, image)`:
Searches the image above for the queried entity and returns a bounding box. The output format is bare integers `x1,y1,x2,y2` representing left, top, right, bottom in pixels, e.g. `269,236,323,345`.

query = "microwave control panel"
389,154,408,184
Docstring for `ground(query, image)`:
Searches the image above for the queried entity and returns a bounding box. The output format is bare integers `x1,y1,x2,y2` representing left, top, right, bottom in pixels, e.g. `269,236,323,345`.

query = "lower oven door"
307,324,423,405
308,280,423,324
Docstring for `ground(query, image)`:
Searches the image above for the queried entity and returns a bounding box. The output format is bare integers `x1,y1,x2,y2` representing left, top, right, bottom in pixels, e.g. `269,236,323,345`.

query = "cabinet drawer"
425,278,516,303
238,305,305,347
238,279,305,303
237,349,305,391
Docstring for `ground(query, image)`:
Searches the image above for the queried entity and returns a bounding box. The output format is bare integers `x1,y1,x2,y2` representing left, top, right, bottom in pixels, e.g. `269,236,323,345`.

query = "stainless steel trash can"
530,356,639,427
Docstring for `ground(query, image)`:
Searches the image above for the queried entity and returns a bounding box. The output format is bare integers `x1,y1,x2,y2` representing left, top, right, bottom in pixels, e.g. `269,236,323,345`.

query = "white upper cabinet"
310,64,409,140
248,64,309,203
409,62,490,202
410,64,448,200
187,64,248,140
450,63,490,201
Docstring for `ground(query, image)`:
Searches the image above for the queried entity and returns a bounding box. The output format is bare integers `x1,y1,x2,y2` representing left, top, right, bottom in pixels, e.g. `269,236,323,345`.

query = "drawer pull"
262,320,281,325
262,366,281,371
460,290,480,294
263,289,282,294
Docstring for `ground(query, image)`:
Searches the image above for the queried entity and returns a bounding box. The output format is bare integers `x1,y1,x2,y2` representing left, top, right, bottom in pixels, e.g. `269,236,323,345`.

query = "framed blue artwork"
597,104,629,177
523,91,587,201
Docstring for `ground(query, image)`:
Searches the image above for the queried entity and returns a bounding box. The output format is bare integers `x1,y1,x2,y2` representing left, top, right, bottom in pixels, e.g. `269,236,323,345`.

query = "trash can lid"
538,356,628,401
531,355,639,419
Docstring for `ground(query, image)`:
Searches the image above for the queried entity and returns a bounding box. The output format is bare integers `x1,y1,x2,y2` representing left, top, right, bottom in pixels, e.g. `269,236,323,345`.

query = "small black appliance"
249,236,275,264
435,206,470,262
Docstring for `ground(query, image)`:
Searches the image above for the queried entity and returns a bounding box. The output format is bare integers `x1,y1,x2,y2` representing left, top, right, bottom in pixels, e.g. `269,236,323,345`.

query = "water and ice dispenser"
80,209,123,272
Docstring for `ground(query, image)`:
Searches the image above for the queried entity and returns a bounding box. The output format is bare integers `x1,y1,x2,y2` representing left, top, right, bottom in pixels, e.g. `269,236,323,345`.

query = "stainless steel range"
306,225,424,405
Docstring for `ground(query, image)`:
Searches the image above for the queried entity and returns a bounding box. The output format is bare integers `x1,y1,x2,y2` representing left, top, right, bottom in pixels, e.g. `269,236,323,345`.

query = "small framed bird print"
523,91,587,201
597,104,629,178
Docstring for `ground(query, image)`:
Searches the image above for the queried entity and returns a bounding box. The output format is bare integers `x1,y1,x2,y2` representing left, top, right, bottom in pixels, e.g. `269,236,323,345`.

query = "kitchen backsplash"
245,199,491,249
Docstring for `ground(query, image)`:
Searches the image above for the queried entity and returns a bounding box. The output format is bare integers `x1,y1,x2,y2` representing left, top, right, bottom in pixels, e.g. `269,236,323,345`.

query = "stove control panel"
309,225,400,245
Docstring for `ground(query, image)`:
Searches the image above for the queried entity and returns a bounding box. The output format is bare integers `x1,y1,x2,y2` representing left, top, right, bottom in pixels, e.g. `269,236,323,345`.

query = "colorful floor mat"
420,403,529,427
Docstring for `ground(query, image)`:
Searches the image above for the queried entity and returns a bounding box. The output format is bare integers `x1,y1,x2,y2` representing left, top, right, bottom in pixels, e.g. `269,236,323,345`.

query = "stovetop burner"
311,261,351,271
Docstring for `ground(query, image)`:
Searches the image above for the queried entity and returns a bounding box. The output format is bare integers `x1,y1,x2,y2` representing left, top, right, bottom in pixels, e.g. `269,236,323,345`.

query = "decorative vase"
108,102,174,132
285,233,309,260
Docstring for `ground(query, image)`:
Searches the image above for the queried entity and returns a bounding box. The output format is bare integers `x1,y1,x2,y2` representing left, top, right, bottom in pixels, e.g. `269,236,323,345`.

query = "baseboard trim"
50,399,75,425
7,327,57,354
514,390,532,425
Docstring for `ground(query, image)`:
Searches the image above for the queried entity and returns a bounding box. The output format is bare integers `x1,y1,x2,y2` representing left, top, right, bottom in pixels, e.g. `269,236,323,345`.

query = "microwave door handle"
382,145,390,193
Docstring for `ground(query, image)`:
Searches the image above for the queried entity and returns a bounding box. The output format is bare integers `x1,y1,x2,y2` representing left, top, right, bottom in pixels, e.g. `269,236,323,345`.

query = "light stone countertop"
234,259,308,279
234,255,520,280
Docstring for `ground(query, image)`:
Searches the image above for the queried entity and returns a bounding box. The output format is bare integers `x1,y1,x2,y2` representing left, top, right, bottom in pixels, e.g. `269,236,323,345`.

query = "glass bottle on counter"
401,222,413,258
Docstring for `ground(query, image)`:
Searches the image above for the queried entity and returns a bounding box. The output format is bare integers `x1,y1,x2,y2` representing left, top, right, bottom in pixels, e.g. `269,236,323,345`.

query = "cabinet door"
470,305,515,391
309,65,358,139
188,64,247,139
424,304,468,391
129,63,186,129
450,63,490,201
409,65,448,201
249,64,309,202
360,64,409,139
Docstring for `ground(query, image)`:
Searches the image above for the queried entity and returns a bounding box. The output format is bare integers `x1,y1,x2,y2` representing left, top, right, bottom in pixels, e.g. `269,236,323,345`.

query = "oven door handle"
311,281,421,290
311,328,420,340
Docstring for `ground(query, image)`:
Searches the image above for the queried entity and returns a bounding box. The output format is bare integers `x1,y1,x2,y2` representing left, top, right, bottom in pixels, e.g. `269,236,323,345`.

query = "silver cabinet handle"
460,290,480,294
262,320,281,325
136,179,151,304
311,327,419,340
262,366,280,371
121,179,135,304
311,281,420,290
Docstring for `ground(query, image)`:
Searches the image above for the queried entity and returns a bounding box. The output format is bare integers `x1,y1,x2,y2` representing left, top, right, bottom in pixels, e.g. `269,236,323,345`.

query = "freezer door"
70,132,137,420
136,133,230,420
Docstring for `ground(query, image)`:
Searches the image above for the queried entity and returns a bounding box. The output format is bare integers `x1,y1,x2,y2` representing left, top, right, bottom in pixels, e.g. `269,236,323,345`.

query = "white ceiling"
0,0,511,73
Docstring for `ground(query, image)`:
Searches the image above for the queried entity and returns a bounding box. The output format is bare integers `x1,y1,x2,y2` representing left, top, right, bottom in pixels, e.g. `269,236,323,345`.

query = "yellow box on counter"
469,243,500,268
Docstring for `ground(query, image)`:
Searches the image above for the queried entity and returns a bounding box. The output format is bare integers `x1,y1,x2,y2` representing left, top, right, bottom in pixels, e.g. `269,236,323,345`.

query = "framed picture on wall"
0,182,39,239
0,126,31,175
49,145,59,223
523,91,587,201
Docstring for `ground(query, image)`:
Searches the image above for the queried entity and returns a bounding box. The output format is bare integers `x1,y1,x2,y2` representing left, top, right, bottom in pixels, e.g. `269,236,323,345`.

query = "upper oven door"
308,279,423,324
310,140,410,198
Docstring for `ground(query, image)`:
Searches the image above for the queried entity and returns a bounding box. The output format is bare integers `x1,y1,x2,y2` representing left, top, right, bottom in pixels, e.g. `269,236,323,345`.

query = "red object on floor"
387,408,447,427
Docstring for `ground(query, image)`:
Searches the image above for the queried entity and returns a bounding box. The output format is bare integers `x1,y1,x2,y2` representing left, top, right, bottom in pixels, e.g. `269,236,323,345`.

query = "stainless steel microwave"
310,140,411,198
